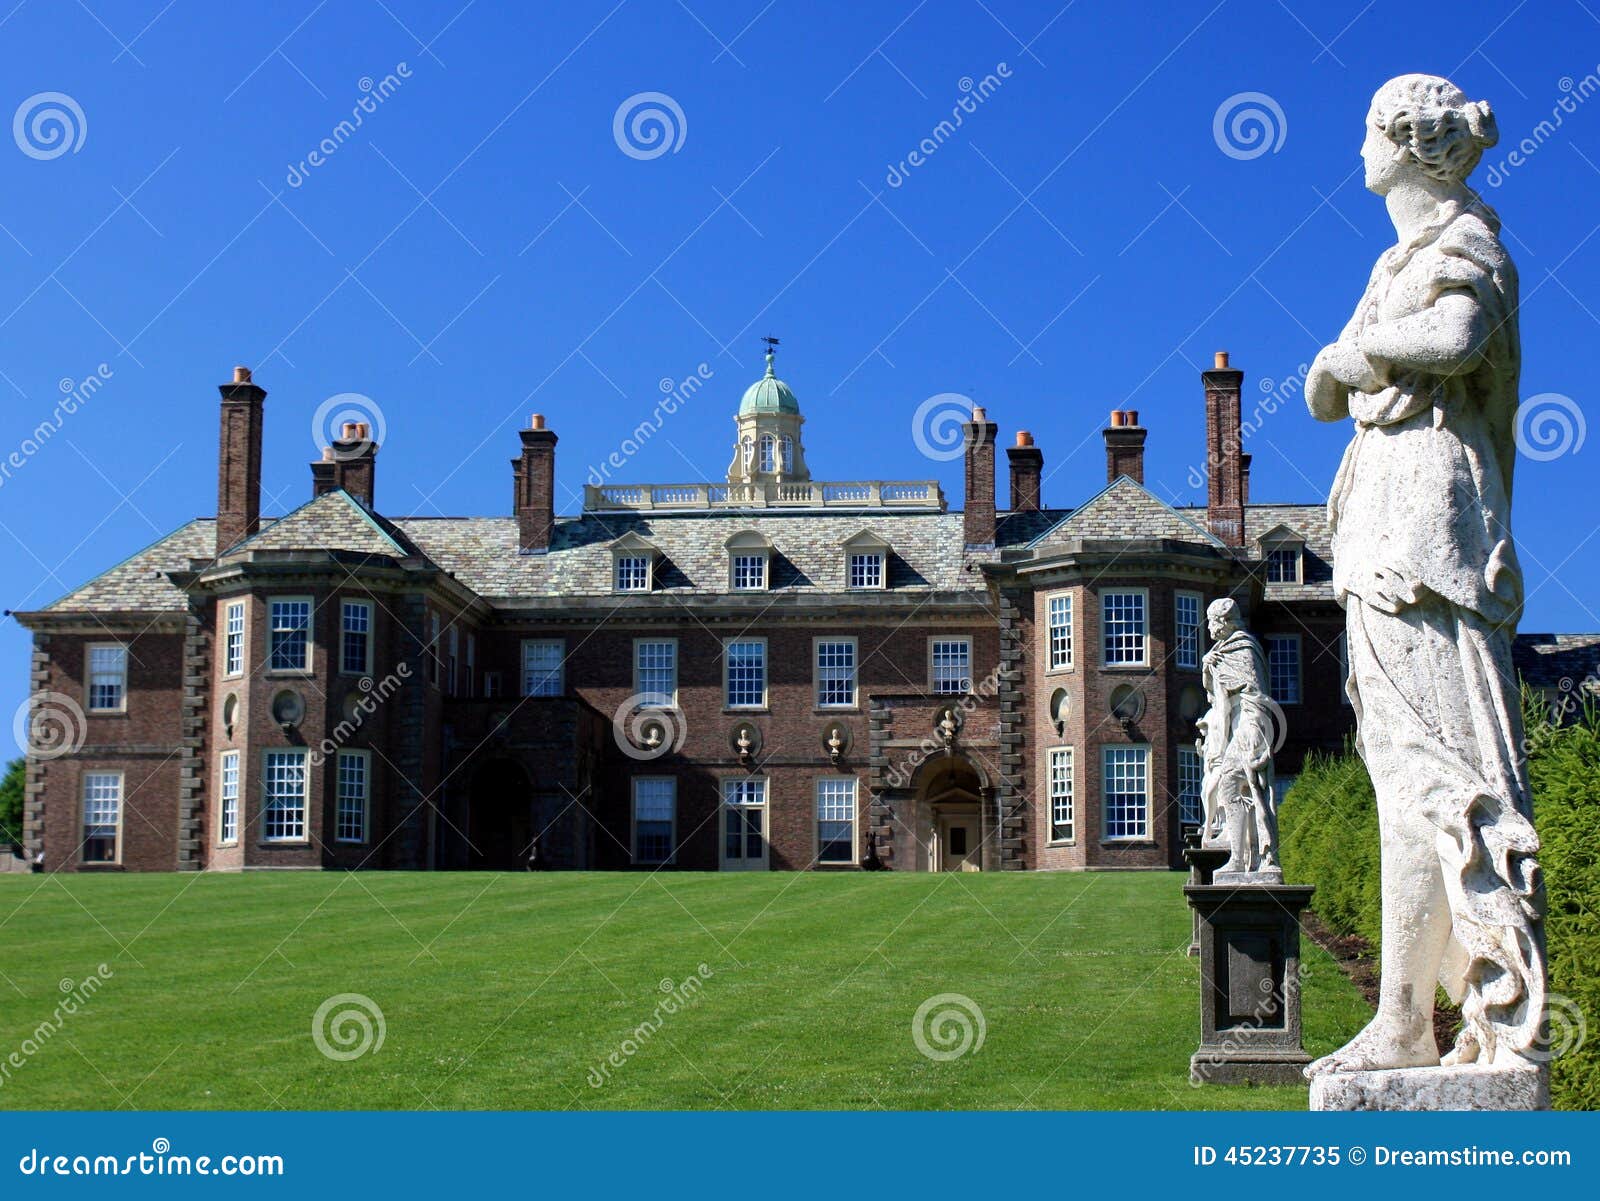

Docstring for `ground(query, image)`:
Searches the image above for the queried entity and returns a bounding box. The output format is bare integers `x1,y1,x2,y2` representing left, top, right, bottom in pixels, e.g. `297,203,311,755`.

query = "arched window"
759,434,776,472
741,435,754,468
780,436,794,473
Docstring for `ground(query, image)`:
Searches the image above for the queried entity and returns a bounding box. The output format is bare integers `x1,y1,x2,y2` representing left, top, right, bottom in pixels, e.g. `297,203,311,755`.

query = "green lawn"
0,871,1369,1110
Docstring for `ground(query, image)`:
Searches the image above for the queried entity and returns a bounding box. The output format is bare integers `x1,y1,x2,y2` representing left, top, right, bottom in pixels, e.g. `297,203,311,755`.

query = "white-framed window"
1048,747,1074,843
723,777,767,868
1266,633,1302,703
815,638,857,708
615,555,651,592
759,433,776,472
1102,746,1150,840
87,643,127,712
848,552,884,590
81,772,122,863
1046,592,1073,671
522,639,564,697
218,750,240,846
724,638,766,709
340,600,372,675
740,435,754,469
632,777,676,864
1175,591,1202,670
1102,590,1148,666
732,553,767,591
816,777,857,865
780,435,794,473
1265,545,1302,584
336,750,369,844
1177,746,1204,828
446,625,459,696
930,638,971,695
428,612,441,685
261,749,308,841
634,639,678,707
465,633,476,698
223,601,246,678
269,597,312,672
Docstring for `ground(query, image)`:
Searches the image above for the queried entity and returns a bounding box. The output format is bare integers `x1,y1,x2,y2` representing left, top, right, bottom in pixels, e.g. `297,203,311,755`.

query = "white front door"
938,816,979,871
722,778,768,870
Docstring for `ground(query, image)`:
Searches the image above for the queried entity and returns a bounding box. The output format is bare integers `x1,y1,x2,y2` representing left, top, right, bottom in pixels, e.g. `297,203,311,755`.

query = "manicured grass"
0,871,1370,1110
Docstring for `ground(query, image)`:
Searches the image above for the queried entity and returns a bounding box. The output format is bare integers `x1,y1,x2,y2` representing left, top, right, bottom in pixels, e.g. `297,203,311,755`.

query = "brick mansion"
12,349,1588,873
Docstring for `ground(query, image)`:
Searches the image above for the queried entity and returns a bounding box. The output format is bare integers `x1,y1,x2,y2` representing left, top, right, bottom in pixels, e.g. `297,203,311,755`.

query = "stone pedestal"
1310,1062,1549,1111
1185,883,1313,1085
1181,834,1230,957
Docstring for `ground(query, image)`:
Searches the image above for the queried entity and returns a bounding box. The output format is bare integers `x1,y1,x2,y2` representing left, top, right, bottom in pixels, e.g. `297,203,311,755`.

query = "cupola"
727,338,810,484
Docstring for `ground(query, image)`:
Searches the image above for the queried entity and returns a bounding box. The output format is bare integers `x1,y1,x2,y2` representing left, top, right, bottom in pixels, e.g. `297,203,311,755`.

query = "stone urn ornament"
1303,74,1547,1108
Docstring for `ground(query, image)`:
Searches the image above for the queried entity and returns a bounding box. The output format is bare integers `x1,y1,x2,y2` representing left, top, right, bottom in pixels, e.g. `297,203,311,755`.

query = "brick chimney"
1103,409,1147,484
1007,430,1043,512
962,405,999,549
311,422,378,506
216,366,265,555
1204,351,1247,546
514,413,558,554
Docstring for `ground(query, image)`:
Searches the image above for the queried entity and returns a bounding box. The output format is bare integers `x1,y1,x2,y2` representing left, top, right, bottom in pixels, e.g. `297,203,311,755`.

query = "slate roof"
394,510,993,600
21,487,1341,614
1031,477,1222,548
40,519,216,612
1512,633,1600,693
225,490,424,559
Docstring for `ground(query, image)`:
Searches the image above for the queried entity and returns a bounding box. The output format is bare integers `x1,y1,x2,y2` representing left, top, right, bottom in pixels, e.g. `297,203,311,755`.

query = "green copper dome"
739,349,800,415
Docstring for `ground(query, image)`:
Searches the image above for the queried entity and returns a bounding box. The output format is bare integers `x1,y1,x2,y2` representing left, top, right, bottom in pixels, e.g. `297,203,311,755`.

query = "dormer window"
1257,525,1306,585
1266,545,1302,584
610,531,661,593
842,530,890,591
849,553,883,589
616,555,651,591
725,530,772,591
733,555,766,590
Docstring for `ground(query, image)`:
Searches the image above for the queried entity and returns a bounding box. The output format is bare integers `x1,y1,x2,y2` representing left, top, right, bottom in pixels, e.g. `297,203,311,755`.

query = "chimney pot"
341,422,360,440
233,365,252,384
1015,430,1033,448
530,413,546,431
1214,351,1229,370
1103,409,1148,485
971,405,987,422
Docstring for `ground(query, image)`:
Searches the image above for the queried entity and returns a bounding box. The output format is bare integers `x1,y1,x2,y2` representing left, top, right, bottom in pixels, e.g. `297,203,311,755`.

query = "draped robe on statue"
1326,197,1545,1062
1198,629,1274,850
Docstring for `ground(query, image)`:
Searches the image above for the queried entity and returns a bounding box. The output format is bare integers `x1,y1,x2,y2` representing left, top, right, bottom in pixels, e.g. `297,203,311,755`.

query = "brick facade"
15,353,1409,874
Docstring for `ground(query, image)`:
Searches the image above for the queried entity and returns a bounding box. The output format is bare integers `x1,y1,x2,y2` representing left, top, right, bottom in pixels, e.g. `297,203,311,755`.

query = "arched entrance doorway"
466,759,535,870
912,756,991,871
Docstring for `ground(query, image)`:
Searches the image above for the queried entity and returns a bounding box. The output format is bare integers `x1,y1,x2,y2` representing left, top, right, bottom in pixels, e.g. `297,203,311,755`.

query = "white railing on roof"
583,480,946,512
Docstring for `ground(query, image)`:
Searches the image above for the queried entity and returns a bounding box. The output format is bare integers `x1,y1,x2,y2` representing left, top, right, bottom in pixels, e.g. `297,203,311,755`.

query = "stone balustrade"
582,480,946,512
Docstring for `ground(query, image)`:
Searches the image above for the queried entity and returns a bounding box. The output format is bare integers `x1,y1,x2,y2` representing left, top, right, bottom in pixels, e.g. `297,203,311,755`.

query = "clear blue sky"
2,0,1597,731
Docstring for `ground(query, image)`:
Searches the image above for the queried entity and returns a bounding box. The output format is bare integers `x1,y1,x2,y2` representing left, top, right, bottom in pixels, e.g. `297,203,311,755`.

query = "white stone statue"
1304,75,1545,1080
1196,598,1280,881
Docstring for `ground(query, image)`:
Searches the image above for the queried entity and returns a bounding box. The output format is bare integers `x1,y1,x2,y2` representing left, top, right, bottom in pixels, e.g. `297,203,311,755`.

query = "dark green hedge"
1279,690,1600,1109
